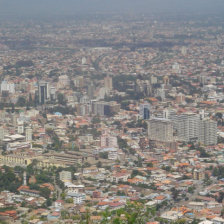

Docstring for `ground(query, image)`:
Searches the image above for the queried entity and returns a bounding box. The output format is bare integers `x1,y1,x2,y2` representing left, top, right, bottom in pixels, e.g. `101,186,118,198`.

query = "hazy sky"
1,0,224,16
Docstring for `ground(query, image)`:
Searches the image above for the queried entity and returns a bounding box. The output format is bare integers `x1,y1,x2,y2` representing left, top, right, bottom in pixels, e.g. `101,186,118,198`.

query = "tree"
96,161,102,168
117,137,128,149
16,97,26,107
99,152,108,159
40,187,51,199
57,93,67,106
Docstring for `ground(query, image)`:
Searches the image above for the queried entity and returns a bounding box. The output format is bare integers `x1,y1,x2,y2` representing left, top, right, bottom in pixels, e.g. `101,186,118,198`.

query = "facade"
0,81,15,94
193,169,205,180
147,118,174,142
101,132,118,148
59,171,72,182
199,119,217,146
38,81,49,104
104,76,113,91
139,103,150,120
25,127,33,142
92,101,120,116
0,154,32,167
173,113,200,142
173,113,217,145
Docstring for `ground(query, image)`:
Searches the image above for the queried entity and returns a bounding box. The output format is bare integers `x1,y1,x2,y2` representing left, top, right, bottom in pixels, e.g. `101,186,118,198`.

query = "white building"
59,171,72,182
66,192,86,205
25,128,32,142
147,118,174,142
0,81,15,94
199,118,217,146
173,113,200,142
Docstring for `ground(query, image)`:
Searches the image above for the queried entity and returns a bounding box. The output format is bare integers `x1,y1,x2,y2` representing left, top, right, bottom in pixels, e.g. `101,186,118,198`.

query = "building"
199,118,217,146
0,127,6,141
25,127,33,142
163,108,176,120
92,101,120,116
173,113,217,145
139,103,150,120
87,83,95,100
147,118,174,142
173,113,200,142
0,81,15,94
104,75,113,91
59,171,72,182
101,132,118,148
0,154,32,167
38,81,50,104
193,169,205,180
66,192,86,205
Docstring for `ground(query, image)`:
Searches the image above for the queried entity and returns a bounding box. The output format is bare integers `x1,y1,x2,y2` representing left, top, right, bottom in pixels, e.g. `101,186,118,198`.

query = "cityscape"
0,2,224,224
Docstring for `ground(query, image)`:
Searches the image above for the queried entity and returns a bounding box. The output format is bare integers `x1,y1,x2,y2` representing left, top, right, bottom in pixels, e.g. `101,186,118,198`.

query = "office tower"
104,75,113,91
38,81,49,104
139,103,150,120
199,119,217,146
148,118,174,142
173,113,200,142
25,127,33,142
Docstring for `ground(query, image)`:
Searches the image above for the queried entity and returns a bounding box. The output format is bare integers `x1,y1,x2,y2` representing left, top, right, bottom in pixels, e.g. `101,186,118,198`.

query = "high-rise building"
38,81,49,104
25,127,33,142
173,113,200,142
173,113,217,145
87,83,95,100
104,76,113,91
101,131,118,148
92,101,120,116
147,118,174,142
139,103,150,120
163,108,176,120
199,119,217,146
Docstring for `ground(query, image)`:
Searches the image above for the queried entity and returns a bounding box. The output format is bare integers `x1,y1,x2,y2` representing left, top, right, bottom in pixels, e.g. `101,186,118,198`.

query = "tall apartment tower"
199,119,217,146
104,76,113,91
173,113,200,142
139,103,150,120
25,127,33,142
147,118,174,142
38,81,49,104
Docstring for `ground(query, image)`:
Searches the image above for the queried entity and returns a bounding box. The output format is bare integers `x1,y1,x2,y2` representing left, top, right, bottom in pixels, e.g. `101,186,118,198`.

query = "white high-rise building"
104,76,113,91
199,119,217,146
148,118,174,142
25,128,33,142
173,113,200,142
173,113,217,145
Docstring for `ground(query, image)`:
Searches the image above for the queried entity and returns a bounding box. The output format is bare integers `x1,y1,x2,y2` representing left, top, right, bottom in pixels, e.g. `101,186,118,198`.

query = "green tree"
57,93,67,106
40,187,51,199
16,96,26,107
